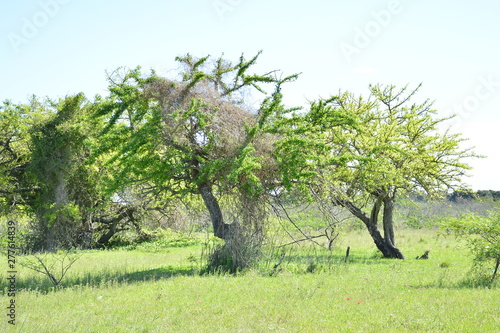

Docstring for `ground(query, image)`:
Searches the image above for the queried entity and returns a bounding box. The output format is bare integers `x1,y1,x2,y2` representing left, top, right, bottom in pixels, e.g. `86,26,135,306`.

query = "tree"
277,84,478,258
25,94,157,250
26,94,102,250
0,99,48,215
1,95,155,251
95,52,297,269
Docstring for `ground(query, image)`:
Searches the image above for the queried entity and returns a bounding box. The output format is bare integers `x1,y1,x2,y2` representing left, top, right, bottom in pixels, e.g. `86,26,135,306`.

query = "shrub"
205,227,263,273
441,211,500,283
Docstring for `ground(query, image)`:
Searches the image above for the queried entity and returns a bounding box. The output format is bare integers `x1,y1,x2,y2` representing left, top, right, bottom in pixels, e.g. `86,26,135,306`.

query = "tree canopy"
276,84,478,258
95,52,297,242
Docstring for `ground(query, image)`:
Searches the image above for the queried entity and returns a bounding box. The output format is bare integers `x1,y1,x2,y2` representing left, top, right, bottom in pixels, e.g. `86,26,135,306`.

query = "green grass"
1,229,499,332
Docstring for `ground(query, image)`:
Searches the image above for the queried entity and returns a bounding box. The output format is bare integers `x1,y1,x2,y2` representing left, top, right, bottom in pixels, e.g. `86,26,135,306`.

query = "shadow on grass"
255,250,400,275
418,276,499,290
1,265,198,294
281,253,393,266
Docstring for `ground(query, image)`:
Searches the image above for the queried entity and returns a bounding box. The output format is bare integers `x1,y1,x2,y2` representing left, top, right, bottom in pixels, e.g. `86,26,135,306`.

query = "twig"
270,251,286,275
19,250,82,286
277,235,326,248
272,197,326,249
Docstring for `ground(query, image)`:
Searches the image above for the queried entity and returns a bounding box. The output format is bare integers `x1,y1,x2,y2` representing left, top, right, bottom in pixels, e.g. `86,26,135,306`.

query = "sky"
1,0,499,190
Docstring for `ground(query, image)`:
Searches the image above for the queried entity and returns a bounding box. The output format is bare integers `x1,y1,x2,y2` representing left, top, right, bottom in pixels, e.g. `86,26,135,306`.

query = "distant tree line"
448,189,500,202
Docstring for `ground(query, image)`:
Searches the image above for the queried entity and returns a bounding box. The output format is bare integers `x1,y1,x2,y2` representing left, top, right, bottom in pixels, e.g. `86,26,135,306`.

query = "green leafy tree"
95,52,297,269
1,95,154,250
277,84,478,258
0,99,49,214
27,94,101,250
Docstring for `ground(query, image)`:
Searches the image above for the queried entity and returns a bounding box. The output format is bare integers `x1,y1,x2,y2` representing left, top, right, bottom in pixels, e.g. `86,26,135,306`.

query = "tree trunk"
367,225,404,259
94,206,136,246
492,257,500,283
198,182,236,240
333,196,405,259
96,220,119,245
381,196,404,258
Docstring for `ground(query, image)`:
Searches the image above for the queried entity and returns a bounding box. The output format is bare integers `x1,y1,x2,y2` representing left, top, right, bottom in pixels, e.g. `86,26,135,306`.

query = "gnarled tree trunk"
198,182,237,240
381,196,404,258
333,195,405,259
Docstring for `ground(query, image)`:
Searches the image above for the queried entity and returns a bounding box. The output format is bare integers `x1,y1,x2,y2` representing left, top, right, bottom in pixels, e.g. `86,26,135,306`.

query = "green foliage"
274,97,356,194
331,84,476,197
227,145,263,196
44,202,81,228
278,84,477,199
441,211,500,282
0,98,50,215
25,94,104,250
96,52,297,198
8,94,150,251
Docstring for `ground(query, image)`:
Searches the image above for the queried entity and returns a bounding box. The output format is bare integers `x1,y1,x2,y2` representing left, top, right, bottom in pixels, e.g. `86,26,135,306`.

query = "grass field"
1,229,499,332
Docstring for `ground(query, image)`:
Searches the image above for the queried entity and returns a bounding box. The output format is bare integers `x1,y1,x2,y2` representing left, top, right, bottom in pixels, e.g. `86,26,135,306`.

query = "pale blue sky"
1,0,499,190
